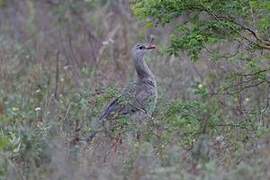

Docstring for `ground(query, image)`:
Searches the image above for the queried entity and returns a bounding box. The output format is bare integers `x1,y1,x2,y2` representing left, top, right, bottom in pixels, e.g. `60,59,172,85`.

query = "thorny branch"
204,41,241,60
202,7,270,50
235,68,270,77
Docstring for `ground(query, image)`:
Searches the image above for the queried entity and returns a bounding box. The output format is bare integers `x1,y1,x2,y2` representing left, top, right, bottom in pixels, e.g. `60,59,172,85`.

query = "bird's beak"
145,44,156,49
146,35,156,49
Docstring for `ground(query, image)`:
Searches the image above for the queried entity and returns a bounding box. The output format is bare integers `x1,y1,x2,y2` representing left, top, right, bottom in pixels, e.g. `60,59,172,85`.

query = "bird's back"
98,77,157,123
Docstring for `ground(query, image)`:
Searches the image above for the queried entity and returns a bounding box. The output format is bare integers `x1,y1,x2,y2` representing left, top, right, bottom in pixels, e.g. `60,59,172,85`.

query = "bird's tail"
83,106,111,143
83,117,105,143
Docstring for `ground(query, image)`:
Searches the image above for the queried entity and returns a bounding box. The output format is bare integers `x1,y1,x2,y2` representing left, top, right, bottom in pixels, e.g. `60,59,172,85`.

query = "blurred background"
0,0,270,179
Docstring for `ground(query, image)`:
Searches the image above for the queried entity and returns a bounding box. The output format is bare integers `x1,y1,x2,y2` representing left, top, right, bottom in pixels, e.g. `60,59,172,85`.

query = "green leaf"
0,135,9,150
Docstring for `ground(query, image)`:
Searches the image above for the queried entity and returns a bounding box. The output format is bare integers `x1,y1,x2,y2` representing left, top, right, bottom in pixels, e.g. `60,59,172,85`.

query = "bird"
85,42,158,143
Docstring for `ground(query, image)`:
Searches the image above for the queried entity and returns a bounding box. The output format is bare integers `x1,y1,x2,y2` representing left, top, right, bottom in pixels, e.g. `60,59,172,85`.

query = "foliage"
133,0,270,155
133,0,270,60
162,84,221,147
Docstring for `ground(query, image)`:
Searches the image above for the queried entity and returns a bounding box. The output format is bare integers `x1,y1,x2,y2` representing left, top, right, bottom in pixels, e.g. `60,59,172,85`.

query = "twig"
216,123,246,128
64,103,71,122
96,24,121,63
201,5,270,50
235,68,270,77
228,81,266,95
204,41,241,59
54,50,60,100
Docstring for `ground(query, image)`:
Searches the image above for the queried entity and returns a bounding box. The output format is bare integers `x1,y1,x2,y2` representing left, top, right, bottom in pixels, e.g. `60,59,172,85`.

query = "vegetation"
133,0,270,57
0,0,270,179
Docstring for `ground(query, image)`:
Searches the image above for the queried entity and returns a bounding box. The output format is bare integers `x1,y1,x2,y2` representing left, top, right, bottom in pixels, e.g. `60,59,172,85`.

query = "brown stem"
54,50,60,100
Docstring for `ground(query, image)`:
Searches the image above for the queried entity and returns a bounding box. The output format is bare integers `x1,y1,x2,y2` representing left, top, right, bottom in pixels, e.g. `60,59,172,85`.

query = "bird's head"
132,42,156,60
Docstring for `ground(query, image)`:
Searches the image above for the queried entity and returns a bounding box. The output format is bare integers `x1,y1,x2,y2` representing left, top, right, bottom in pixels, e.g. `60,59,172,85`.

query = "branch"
201,7,270,50
96,24,121,63
235,68,270,77
216,123,245,128
226,80,266,95
204,41,241,59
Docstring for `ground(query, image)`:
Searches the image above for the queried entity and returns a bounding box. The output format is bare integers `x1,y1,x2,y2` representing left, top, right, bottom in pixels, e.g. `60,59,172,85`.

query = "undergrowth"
1,68,269,179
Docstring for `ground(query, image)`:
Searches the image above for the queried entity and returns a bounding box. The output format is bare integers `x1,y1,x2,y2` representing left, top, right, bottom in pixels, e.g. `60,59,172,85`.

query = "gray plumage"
86,43,157,142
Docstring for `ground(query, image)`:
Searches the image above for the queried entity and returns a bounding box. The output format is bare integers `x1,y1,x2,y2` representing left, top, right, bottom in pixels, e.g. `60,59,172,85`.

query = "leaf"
0,135,9,150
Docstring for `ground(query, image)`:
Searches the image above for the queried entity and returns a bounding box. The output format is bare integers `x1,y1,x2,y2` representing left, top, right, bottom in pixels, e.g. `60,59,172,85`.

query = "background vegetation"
0,0,270,179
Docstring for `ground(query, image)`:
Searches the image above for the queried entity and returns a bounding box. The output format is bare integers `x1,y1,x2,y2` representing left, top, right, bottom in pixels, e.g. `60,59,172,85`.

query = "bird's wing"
85,94,136,142
97,82,139,122
98,98,121,121
134,82,157,115
85,82,155,143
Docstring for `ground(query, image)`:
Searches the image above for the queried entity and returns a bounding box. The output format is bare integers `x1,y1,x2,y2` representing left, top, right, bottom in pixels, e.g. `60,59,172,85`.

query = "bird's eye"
139,46,144,49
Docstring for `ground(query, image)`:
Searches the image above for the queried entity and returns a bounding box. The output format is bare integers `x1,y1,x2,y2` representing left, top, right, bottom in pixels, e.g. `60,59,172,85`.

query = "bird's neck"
134,56,155,82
